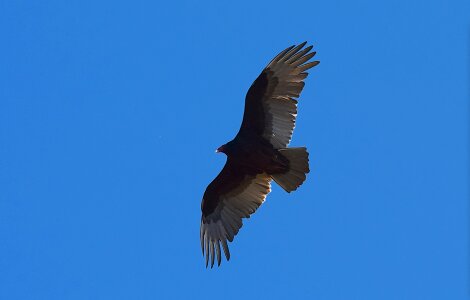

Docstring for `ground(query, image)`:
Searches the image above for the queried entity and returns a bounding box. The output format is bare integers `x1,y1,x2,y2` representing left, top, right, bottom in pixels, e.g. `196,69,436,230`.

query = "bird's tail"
272,147,310,193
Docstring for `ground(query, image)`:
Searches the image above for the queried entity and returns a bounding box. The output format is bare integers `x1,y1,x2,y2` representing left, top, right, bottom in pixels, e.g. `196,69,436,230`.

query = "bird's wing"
200,159,272,267
238,42,319,148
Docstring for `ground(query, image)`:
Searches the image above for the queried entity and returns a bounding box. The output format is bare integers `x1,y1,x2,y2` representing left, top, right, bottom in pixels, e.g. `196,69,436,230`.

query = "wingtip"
201,239,205,256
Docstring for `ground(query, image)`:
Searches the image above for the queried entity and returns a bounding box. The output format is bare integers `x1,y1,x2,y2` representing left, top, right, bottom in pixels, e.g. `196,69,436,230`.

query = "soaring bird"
200,42,319,267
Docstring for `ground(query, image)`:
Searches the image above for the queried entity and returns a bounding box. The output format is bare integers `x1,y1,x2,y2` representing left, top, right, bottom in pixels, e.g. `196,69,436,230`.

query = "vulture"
200,42,319,267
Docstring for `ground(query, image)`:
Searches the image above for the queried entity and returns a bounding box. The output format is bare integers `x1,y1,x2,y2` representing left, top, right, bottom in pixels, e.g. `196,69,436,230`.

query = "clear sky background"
0,0,468,299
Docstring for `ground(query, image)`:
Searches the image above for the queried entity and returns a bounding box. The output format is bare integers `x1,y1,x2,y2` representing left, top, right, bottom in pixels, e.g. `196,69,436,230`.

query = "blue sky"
0,0,468,299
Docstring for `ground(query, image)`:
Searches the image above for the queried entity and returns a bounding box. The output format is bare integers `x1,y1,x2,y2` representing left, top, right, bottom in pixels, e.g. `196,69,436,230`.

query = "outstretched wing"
200,159,271,268
238,42,319,148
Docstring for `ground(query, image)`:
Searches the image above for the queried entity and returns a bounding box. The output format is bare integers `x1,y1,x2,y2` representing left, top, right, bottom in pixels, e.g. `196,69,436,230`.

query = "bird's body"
200,42,319,267
223,134,287,173
202,136,287,216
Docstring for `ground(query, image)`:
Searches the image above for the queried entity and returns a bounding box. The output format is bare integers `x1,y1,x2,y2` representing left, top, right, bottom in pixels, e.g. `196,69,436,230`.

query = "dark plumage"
200,42,319,267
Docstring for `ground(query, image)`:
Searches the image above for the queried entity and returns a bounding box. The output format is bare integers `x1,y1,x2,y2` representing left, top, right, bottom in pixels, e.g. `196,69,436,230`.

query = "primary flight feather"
200,42,319,267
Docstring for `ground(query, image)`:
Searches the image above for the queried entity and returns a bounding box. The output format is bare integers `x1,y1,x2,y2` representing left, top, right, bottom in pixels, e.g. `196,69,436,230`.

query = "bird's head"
215,144,227,154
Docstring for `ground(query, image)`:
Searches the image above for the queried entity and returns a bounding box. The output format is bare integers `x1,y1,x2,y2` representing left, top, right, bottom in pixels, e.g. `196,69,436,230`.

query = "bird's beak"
215,148,220,153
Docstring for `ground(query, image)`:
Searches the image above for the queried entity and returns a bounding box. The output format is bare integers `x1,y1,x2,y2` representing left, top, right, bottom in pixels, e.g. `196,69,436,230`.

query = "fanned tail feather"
272,147,309,192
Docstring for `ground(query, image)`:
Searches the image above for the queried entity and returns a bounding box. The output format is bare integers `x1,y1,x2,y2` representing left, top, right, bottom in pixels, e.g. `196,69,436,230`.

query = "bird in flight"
200,42,319,267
